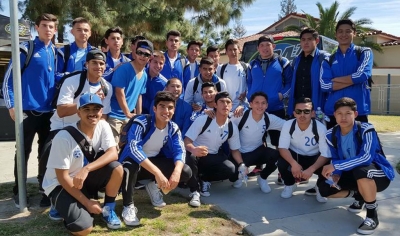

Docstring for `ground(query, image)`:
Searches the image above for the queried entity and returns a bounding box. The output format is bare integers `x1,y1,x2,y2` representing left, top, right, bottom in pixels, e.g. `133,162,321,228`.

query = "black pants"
327,115,368,130
186,150,236,192
229,145,280,182
38,129,60,192
267,109,286,147
13,111,52,195
277,149,327,186
121,155,192,206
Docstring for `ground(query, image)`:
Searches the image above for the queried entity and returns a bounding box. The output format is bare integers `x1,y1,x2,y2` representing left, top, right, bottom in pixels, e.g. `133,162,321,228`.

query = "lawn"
368,115,400,133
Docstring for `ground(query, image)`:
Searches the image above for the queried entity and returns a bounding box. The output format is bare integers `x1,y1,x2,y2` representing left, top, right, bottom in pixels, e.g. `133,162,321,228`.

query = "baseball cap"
215,91,232,103
79,93,103,108
86,49,106,62
258,35,275,45
136,40,154,53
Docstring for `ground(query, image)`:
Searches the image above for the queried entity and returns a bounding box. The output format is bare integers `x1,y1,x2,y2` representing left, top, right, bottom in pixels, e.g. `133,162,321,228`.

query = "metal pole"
387,74,391,115
9,0,27,212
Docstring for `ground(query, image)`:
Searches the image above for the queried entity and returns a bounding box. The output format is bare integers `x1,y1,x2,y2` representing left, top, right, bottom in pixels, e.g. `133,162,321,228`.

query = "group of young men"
2,12,394,235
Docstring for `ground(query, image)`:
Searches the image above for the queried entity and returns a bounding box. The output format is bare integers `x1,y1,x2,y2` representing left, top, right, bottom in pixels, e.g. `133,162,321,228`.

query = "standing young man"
182,40,202,89
108,40,152,142
206,45,222,76
2,13,58,207
42,93,123,234
160,30,186,82
320,19,373,129
125,35,146,60
320,97,394,235
118,91,192,226
102,27,130,82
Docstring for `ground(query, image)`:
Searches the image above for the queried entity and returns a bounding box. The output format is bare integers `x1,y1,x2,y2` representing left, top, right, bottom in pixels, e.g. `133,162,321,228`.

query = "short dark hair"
187,40,203,50
334,97,357,112
100,38,107,49
35,13,58,27
336,19,356,32
257,35,274,46
201,82,217,92
300,28,319,40
215,91,232,103
199,57,214,67
224,39,239,51
131,35,145,45
166,77,181,86
104,26,123,39
206,45,219,55
166,30,181,40
72,17,90,27
294,97,314,110
250,91,268,103
154,91,176,107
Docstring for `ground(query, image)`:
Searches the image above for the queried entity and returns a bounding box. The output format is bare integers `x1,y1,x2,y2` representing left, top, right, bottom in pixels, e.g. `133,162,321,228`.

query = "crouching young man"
42,93,123,235
320,97,394,235
118,91,192,226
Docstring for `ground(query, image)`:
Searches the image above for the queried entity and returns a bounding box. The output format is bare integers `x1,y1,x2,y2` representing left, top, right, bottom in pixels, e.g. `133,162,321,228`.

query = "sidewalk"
1,132,399,235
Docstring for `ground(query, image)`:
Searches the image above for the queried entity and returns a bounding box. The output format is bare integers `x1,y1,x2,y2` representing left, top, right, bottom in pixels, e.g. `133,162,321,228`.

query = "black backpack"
198,116,233,140
238,110,270,143
51,71,109,108
289,118,320,143
327,46,373,90
62,44,71,73
220,61,248,80
192,77,222,95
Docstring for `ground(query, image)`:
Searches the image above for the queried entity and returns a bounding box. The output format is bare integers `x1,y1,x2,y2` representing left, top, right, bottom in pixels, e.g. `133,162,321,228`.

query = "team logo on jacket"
73,148,83,159
33,52,41,58
163,136,168,145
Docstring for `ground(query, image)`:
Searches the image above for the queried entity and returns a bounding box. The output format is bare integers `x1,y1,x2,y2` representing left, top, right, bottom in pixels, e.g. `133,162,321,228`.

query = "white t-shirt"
190,63,196,79
142,127,168,157
184,75,227,105
50,73,113,131
278,119,331,158
231,112,285,153
169,56,177,69
42,120,116,195
185,115,241,154
112,58,122,67
220,63,248,110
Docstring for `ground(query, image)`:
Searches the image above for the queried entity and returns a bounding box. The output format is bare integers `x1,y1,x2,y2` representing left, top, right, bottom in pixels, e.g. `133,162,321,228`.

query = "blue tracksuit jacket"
142,69,168,114
160,51,186,82
103,51,131,82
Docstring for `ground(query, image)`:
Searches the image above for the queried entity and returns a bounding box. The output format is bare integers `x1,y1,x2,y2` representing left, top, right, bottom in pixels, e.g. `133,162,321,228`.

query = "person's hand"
331,174,340,183
8,108,15,121
85,199,102,214
125,112,136,119
192,146,208,157
191,103,202,111
322,164,335,178
155,172,170,190
73,167,89,189
238,91,246,101
204,109,215,119
291,163,303,179
233,106,244,118
168,169,181,190
301,168,314,180
278,93,283,101
96,86,105,100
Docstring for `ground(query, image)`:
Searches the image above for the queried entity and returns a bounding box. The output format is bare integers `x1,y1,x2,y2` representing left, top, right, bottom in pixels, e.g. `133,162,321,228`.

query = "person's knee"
113,164,123,177
180,164,192,182
317,182,333,197
71,226,93,236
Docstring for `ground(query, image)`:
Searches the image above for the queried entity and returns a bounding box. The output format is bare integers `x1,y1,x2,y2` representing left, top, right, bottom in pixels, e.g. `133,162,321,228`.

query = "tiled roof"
381,40,400,47
357,31,400,40
257,13,319,34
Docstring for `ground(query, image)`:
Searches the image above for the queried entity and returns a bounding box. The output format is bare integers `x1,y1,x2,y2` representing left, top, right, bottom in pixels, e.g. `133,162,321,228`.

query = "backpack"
331,121,386,158
119,114,152,149
51,70,109,108
249,54,288,85
327,46,373,90
289,118,319,143
220,61,248,80
192,77,222,95
198,116,233,140
238,110,270,143
62,44,71,73
19,40,57,74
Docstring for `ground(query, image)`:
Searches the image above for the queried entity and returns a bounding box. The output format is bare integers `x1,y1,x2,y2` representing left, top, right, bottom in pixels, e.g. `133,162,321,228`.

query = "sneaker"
315,186,327,203
145,181,166,207
281,184,297,199
257,176,271,193
275,173,284,185
200,181,211,197
189,191,201,207
357,217,379,235
232,179,243,188
122,204,140,226
348,200,365,213
102,204,122,229
40,194,51,207
13,194,30,208
304,186,317,196
97,190,105,198
298,179,309,185
135,181,145,190
247,167,261,177
48,206,63,221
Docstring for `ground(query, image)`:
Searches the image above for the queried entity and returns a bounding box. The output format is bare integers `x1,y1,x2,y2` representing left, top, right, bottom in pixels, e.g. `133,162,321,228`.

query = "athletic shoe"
315,186,327,203
40,194,51,207
13,194,30,208
304,186,317,196
348,200,365,213
135,181,145,190
189,191,201,207
298,179,309,184
247,167,261,177
257,176,271,193
200,181,211,197
102,204,122,229
48,206,63,221
122,204,140,226
357,217,379,235
232,179,243,188
97,190,105,198
145,181,166,207
275,173,284,185
281,184,297,199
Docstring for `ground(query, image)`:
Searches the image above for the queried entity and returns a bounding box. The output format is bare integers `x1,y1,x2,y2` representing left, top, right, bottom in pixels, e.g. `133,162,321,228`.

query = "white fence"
371,84,400,115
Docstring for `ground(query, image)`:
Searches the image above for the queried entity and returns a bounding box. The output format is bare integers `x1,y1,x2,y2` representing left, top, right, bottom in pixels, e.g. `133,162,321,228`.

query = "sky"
238,0,400,37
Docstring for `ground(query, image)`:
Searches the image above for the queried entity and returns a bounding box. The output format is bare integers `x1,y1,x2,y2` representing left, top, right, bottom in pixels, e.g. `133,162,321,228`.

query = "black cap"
258,35,275,45
215,91,232,103
136,40,154,53
86,49,106,62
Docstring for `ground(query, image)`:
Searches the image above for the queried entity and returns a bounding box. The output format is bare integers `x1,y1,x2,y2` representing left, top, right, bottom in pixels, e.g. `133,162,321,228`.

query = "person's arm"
231,149,245,165
267,113,285,131
246,65,253,100
184,137,208,157
55,47,67,82
278,121,302,178
140,158,170,189
319,60,334,92
350,49,373,84
183,80,194,104
57,104,78,118
135,94,142,115
280,58,293,100
115,87,135,118
167,127,186,190
302,156,329,180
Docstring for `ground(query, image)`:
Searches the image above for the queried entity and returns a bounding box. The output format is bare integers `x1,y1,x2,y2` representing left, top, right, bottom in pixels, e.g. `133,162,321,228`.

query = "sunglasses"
294,109,311,115
136,50,151,58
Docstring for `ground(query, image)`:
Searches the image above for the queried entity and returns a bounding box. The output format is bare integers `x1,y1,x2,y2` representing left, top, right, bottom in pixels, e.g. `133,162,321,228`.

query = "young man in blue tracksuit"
182,40,202,89
287,28,330,116
160,30,187,82
2,13,58,207
320,97,394,235
119,91,192,226
247,35,293,147
55,17,96,81
320,19,373,129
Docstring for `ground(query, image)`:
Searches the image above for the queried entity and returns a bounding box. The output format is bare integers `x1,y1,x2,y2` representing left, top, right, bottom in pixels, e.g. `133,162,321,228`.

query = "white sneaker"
200,181,211,197
257,176,271,193
315,186,327,203
189,191,201,207
122,204,140,226
232,179,243,188
281,184,297,199
145,181,166,207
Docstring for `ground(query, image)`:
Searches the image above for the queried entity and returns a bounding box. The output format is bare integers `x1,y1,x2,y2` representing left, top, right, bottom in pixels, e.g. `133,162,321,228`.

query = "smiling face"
200,63,215,81
86,59,105,79
77,104,103,127
257,41,275,59
336,24,355,47
165,79,182,99
202,86,217,103
153,101,175,126
250,95,268,116
135,48,151,67
149,56,165,76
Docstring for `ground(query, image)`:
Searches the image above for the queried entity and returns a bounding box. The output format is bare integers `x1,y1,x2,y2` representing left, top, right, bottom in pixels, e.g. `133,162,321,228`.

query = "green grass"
369,115,400,133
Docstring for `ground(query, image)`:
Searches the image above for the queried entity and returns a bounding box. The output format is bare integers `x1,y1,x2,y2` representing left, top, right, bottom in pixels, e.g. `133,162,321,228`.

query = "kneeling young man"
119,91,192,226
42,93,123,235
278,97,331,201
320,97,394,235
